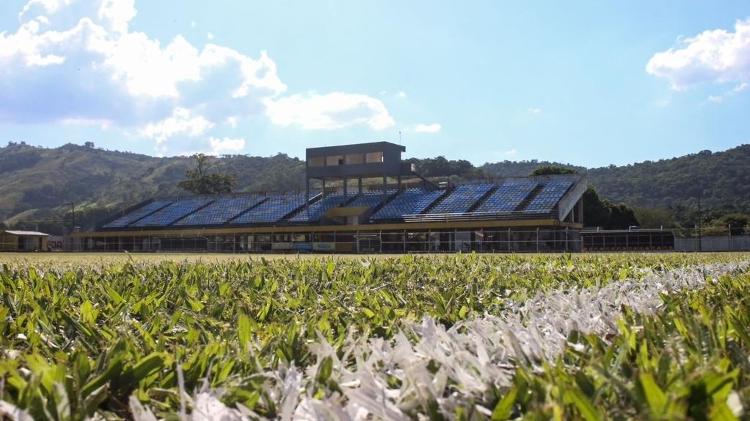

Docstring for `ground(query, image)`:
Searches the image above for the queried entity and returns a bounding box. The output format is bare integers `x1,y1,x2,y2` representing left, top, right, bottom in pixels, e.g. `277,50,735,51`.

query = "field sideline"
2,251,750,264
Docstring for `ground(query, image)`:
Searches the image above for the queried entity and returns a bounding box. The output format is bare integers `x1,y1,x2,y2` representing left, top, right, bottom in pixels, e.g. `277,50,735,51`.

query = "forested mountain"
585,147,750,214
0,142,306,232
1,141,748,233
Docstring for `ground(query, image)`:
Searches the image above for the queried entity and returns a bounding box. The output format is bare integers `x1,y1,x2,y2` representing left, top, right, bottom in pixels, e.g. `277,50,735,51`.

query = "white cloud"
527,107,542,114
207,32,214,40
209,136,245,155
646,18,750,90
19,0,73,18
396,90,407,98
97,0,137,33
0,0,284,151
414,123,442,133
264,92,395,130
503,148,518,157
707,81,749,103
140,107,213,143
0,0,396,154
224,116,239,128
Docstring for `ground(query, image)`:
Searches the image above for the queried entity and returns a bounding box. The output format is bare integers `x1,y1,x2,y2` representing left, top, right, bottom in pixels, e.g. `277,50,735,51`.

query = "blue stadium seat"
102,199,174,228
475,179,538,213
288,194,354,222
130,198,214,227
429,183,494,214
232,193,306,224
371,189,445,220
174,195,265,226
345,192,390,209
524,180,573,212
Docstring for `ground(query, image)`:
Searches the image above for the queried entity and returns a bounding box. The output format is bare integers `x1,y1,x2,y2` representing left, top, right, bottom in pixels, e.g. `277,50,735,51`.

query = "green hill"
479,145,750,211
585,146,750,212
0,142,306,232
2,141,748,233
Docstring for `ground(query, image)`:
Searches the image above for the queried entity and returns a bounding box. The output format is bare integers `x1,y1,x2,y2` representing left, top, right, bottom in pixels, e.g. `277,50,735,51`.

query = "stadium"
75,141,587,253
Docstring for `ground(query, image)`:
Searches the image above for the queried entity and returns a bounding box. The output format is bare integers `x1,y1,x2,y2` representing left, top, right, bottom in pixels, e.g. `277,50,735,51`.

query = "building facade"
75,142,586,253
0,230,49,252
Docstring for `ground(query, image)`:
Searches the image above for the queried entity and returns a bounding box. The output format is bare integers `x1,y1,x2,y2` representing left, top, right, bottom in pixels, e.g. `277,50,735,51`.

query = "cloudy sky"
1,0,749,166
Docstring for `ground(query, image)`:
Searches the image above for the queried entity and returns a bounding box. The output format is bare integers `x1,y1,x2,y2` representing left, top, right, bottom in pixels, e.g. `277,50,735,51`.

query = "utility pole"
697,194,702,252
68,202,76,229
728,224,732,251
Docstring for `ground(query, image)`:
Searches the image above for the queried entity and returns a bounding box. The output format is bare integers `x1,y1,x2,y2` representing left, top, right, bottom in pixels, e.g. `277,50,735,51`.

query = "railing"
402,209,558,223
76,228,582,253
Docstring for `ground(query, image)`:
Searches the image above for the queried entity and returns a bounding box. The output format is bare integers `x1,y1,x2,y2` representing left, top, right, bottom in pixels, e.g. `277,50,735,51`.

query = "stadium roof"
3,230,49,236
306,141,405,155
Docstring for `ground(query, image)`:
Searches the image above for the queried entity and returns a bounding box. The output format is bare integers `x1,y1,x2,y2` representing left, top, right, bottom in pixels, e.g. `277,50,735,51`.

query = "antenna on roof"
398,130,402,145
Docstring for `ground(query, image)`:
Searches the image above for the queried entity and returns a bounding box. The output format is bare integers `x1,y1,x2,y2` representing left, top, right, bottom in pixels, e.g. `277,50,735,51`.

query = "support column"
358,178,363,194
577,199,584,224
305,178,311,221
507,228,511,252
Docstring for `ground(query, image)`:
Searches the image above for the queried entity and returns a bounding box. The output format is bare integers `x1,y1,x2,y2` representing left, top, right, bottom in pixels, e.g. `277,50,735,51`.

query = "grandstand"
76,142,586,253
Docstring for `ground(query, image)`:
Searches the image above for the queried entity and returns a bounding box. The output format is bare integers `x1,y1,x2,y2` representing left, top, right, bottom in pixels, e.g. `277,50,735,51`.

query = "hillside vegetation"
1,142,749,232
0,142,306,231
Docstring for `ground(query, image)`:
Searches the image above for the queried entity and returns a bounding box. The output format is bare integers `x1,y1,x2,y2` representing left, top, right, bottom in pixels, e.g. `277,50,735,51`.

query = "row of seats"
475,179,538,213
102,179,575,228
372,189,445,220
175,196,265,226
347,192,390,209
232,193,307,224
288,194,354,222
103,199,174,228
131,198,213,227
430,183,494,214
525,180,574,212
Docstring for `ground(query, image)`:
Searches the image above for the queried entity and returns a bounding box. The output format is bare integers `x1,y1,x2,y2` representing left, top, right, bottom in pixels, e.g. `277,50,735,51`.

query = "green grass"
0,253,748,419
502,270,750,420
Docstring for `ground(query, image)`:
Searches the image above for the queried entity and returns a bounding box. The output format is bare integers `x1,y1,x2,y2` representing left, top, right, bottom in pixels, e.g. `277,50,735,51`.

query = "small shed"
0,230,50,252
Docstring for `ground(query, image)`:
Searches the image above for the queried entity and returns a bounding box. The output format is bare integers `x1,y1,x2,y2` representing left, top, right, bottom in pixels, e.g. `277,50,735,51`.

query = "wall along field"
0,253,749,419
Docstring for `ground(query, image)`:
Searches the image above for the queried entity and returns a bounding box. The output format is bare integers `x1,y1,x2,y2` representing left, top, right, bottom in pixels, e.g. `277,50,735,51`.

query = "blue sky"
1,0,749,167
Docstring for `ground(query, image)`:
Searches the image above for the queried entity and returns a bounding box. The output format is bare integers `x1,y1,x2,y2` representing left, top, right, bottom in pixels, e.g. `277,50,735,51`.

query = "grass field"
1,252,749,419
2,251,750,264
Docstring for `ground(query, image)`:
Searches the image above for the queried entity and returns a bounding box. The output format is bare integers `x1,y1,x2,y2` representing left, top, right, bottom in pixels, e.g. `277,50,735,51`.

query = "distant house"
0,230,49,252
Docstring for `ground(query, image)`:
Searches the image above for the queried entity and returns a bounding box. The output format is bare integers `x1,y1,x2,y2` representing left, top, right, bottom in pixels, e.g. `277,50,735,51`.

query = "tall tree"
525,166,639,229
178,153,236,194
531,165,578,176
582,187,639,229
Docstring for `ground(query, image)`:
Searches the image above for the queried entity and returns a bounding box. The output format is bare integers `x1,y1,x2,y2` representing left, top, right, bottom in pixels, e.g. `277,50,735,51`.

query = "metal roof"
3,230,50,236
306,141,405,155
